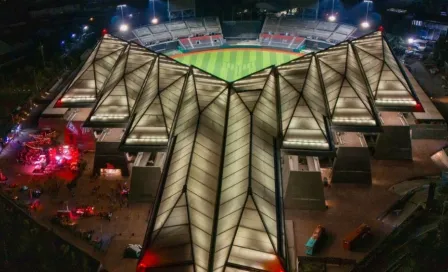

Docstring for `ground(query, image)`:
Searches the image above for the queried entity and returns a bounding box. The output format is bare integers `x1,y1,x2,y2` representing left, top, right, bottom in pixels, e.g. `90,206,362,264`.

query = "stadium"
39,14,445,272
117,16,361,81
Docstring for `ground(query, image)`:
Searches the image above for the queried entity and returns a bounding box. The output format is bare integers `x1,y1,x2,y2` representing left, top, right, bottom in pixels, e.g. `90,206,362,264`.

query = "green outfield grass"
172,49,302,82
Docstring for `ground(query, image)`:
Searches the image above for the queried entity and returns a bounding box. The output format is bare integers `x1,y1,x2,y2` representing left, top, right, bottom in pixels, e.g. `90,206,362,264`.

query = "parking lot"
0,129,151,272
286,139,446,264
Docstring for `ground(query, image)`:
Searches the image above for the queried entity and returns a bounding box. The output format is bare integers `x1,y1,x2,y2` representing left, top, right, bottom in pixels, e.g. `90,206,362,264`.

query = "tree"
386,34,405,56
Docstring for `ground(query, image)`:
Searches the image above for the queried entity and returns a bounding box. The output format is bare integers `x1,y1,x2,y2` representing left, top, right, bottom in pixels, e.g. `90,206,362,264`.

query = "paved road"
408,61,448,121
409,61,446,98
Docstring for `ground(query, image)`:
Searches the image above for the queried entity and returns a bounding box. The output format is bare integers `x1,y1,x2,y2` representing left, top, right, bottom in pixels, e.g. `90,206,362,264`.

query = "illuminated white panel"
278,56,330,151
60,36,127,105
353,31,418,108
88,46,130,123
193,68,228,111
125,71,185,145
160,76,185,134
278,75,300,135
346,43,373,110
302,56,328,133
352,31,384,60
232,68,271,92
125,43,157,73
238,90,262,112
159,55,190,91
317,43,347,75
148,74,199,269
277,56,311,94
214,72,282,271
251,73,278,251
188,88,228,272
94,43,127,96
147,72,229,271
214,92,251,271
316,43,377,127
283,96,330,150
332,80,376,126
132,57,159,119
228,197,281,271
355,45,383,97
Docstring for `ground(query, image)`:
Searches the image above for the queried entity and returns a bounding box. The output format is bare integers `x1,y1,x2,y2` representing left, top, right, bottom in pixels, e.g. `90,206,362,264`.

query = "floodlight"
151,17,158,24
119,24,129,32
328,14,336,22
361,21,370,29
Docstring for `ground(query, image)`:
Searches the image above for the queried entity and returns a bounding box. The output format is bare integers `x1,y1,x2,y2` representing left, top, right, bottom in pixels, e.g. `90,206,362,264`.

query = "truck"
343,223,371,251
305,225,325,255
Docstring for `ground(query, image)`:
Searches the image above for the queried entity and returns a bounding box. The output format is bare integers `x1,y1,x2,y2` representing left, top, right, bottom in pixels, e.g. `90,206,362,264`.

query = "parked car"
343,223,371,251
305,225,326,255
429,67,440,75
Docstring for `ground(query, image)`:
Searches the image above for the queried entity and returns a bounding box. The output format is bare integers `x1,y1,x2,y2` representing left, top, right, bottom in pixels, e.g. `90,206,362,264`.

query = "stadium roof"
57,31,423,271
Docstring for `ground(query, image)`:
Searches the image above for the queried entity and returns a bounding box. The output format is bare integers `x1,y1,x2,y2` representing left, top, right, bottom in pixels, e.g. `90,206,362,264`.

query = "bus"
343,223,371,251
305,225,325,255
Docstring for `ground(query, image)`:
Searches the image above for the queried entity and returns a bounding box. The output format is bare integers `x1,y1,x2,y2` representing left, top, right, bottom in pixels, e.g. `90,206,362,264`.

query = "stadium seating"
179,38,193,50
260,16,357,48
149,24,168,34
263,17,280,34
165,21,188,31
128,17,223,46
189,26,207,35
185,18,204,28
260,33,305,50
204,17,221,34
121,16,359,53
178,34,225,50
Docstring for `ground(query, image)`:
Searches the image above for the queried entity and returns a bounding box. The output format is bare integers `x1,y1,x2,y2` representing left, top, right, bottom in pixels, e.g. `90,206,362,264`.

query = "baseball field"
171,48,303,82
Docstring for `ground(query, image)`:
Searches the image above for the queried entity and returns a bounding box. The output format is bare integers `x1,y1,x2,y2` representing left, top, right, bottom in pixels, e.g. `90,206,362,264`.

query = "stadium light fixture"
117,4,127,19
362,0,372,29
71,33,76,38
361,21,370,29
89,17,94,22
328,0,336,22
83,25,89,31
149,0,157,24
119,24,129,32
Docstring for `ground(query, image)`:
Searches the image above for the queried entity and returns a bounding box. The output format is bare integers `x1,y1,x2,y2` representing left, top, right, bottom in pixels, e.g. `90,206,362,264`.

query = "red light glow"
138,251,159,270
263,256,285,272
378,25,384,32
415,103,424,112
